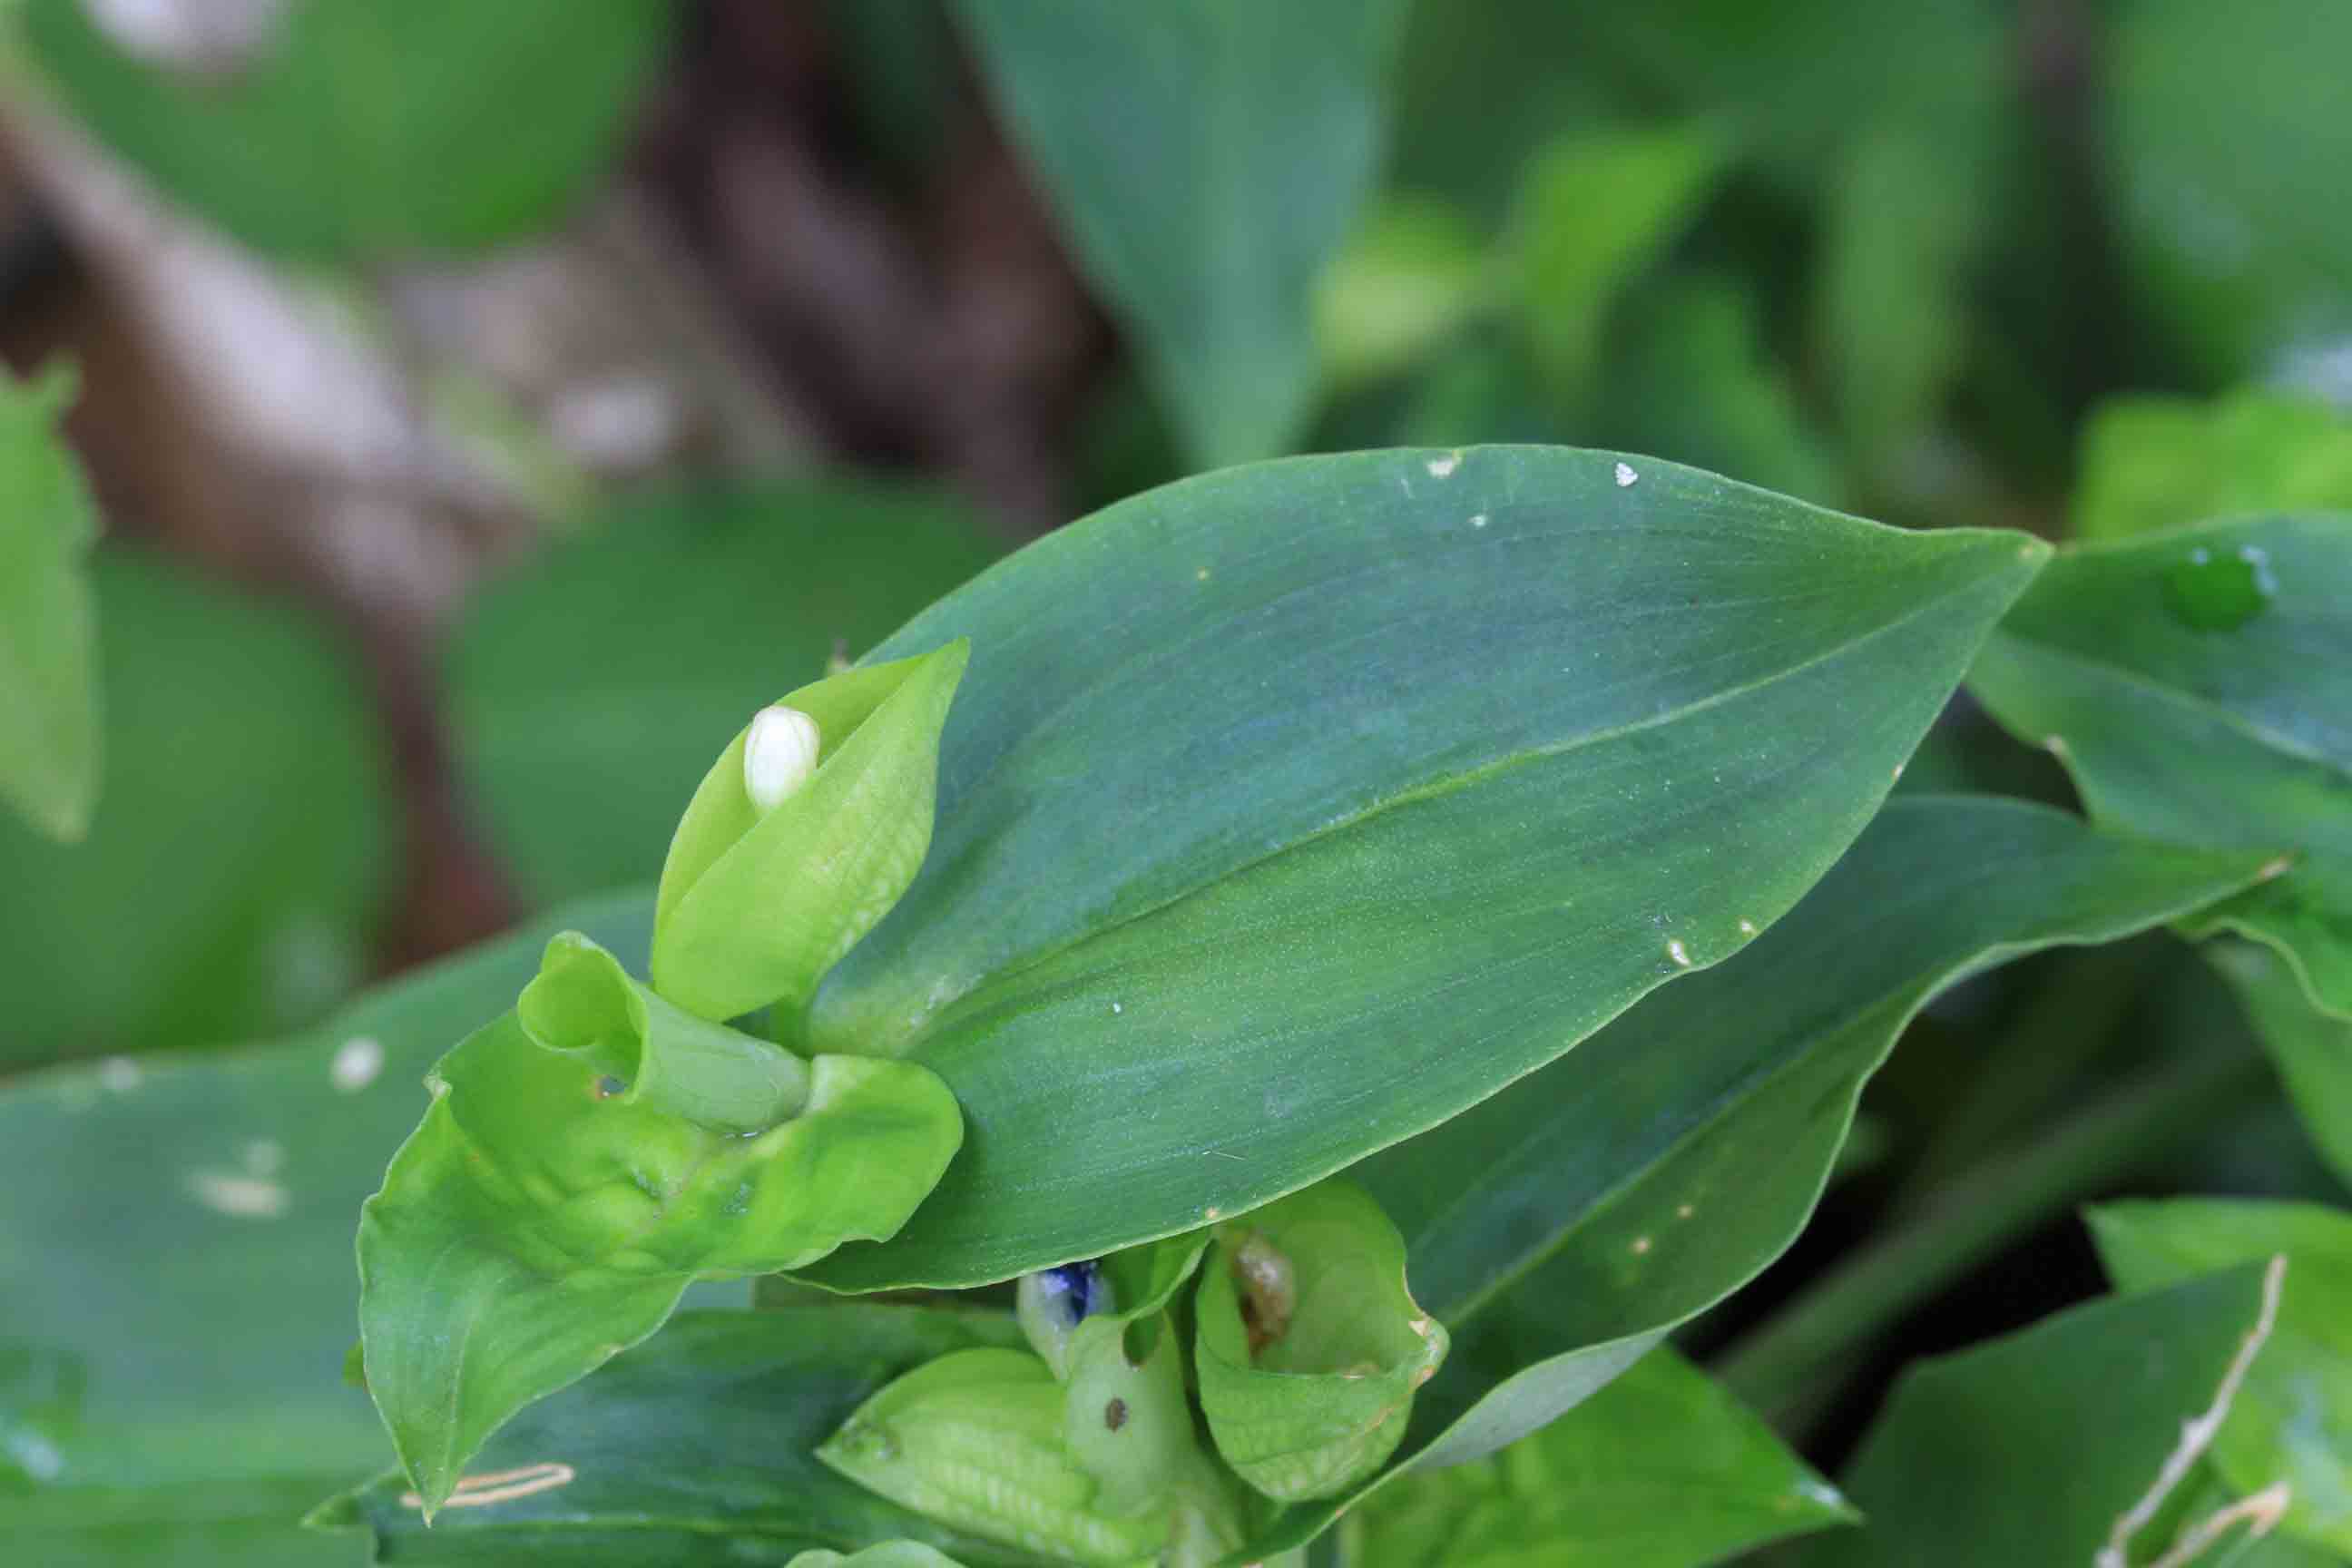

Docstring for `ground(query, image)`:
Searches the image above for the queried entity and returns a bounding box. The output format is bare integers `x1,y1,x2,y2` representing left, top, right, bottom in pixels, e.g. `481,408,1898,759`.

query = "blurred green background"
0,0,2346,1561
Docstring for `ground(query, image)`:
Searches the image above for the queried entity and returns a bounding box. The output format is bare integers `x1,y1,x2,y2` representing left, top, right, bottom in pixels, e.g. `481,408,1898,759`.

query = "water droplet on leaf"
2164,542,2275,632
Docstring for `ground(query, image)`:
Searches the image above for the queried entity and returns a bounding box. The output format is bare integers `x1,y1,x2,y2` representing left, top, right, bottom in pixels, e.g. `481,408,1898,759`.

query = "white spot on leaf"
1614,462,1639,488
100,1057,141,1093
1426,452,1461,478
1667,938,1692,967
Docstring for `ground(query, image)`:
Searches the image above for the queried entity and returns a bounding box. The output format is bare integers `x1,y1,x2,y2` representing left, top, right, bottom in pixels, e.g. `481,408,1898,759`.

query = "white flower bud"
742,705,821,814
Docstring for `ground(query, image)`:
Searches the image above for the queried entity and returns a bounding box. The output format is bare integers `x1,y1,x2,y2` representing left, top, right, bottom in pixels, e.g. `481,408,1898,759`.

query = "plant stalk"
1714,1043,2269,1432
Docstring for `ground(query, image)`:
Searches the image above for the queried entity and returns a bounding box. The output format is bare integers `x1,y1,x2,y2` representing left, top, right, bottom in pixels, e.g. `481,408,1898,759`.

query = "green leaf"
2089,1199,2352,1552
2075,393,2352,544
1315,194,1494,390
358,974,962,1515
817,1348,1170,1567
443,480,1003,908
652,642,968,1025
324,1304,1034,1565
1,1476,369,1568
1246,796,2269,1553
1194,1181,1446,1502
1338,1348,1852,1568
0,549,392,1072
954,0,1410,467
1602,273,1845,510
1965,514,2352,1017
1814,122,1977,481
789,1547,970,1568
1511,127,1725,409
2212,943,2352,1188
800,447,2049,1289
2109,0,2352,384
518,931,808,1130
0,891,649,1558
1805,1266,2286,1567
20,0,672,260
0,362,99,842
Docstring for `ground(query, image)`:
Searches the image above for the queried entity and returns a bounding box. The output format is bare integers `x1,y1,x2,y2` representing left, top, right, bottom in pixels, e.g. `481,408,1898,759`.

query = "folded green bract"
357,642,973,1520
824,1234,1256,1567
1195,1180,1448,1501
653,643,970,1029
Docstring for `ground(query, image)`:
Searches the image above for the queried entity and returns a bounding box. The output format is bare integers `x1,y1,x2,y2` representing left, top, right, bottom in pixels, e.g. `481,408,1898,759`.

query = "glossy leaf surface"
1804,1267,2282,1567
0,550,392,1071
2214,942,2352,1188
0,894,652,1558
1338,1348,1851,1568
954,0,1408,467
1966,514,2352,1016
0,363,99,842
2091,1200,2352,1552
446,482,1002,908
1248,797,2271,1552
325,1306,1033,1566
21,0,672,260
802,447,2047,1288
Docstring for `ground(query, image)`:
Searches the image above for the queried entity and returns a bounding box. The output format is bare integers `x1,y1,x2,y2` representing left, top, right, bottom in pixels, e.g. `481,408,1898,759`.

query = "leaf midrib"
891,551,2028,1054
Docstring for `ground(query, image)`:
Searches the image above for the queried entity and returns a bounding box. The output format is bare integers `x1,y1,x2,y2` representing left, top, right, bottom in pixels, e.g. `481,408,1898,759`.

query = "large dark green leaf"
1236,796,2269,1552
0,550,393,1071
1803,1267,2286,1567
0,893,652,1559
2213,943,2352,1189
445,480,1003,907
2091,1200,2352,1553
1965,514,2352,1018
0,362,99,842
1336,1348,1850,1568
0,1477,368,1568
20,0,671,260
2110,0,2352,384
954,0,1409,467
800,447,2046,1289
318,1306,1037,1566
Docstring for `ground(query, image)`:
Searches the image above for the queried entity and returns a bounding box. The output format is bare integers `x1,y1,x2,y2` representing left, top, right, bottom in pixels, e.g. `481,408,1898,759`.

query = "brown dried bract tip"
1231,1230,1297,1358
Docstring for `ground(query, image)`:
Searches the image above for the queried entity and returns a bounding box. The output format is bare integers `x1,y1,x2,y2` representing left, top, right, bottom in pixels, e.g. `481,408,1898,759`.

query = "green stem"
1714,1043,2267,1431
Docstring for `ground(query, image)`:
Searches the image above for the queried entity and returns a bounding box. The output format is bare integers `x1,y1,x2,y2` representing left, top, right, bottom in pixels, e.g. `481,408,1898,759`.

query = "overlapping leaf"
318,1307,1034,1565
2091,1200,2352,1552
800,447,2046,1288
1248,797,2271,1552
954,0,1410,467
445,481,1001,907
0,893,653,1561
2213,943,2352,1189
19,0,672,260
1337,1348,1851,1568
1966,514,2352,1017
1802,1267,2283,1566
